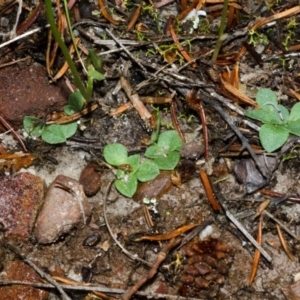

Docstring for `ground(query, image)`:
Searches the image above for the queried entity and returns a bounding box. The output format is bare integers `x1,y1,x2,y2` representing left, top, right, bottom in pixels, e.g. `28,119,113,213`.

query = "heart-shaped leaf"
115,174,137,198
126,154,140,172
23,116,44,137
256,88,277,107
287,121,300,136
68,91,85,111
259,123,289,152
103,143,128,166
60,122,78,139
42,124,66,144
157,130,183,152
246,104,289,124
144,144,163,158
136,160,160,182
245,109,278,123
289,102,300,122
153,151,180,170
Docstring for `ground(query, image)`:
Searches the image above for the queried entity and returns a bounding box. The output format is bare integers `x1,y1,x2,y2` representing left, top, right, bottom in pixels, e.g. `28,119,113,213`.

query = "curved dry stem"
103,179,152,267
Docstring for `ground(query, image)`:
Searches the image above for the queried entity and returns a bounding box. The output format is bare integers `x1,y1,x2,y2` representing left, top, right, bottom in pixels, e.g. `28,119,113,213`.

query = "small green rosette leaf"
256,88,277,107
157,130,183,152
144,145,163,158
68,91,85,111
23,116,44,137
289,102,300,122
42,124,66,144
287,121,300,136
126,154,140,172
88,49,104,73
103,143,128,166
153,151,180,170
136,160,160,182
259,123,289,152
245,104,288,124
64,105,76,116
277,105,289,123
245,109,275,123
88,65,105,81
115,174,137,198
60,122,78,139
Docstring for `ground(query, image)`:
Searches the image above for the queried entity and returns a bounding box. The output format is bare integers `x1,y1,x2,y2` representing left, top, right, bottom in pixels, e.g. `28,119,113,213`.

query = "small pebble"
180,141,204,160
79,163,101,196
83,231,101,247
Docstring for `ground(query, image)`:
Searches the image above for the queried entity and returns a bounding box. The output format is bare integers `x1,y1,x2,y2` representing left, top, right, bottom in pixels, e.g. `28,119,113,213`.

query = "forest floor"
0,0,300,299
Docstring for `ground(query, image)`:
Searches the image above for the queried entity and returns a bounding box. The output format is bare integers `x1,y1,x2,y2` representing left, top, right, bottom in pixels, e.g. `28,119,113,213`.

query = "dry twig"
121,237,181,300
103,180,151,267
263,210,300,241
120,76,152,124
5,244,72,300
249,214,263,286
0,116,27,152
276,224,294,261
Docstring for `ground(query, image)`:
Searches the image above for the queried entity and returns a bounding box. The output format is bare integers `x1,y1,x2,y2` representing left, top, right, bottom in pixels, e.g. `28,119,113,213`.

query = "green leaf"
277,105,289,123
60,122,78,139
289,102,300,121
87,49,104,73
157,130,183,152
88,65,105,81
30,125,44,138
68,91,85,111
64,105,76,116
245,109,274,123
23,116,39,133
259,123,289,152
245,104,288,125
115,174,137,197
153,152,180,170
144,144,163,158
103,143,128,166
42,124,67,144
150,111,162,145
23,116,44,137
256,88,278,107
136,160,160,182
287,120,300,136
126,154,140,172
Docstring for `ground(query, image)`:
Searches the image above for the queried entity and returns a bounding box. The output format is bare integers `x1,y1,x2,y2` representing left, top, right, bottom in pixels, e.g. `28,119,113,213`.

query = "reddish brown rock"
0,63,69,128
79,162,101,196
35,175,92,244
0,172,45,241
0,260,49,300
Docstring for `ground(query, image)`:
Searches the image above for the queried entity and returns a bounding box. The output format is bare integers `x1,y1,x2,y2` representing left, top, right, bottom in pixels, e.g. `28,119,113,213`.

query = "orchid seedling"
103,143,160,197
103,130,184,197
245,88,300,152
